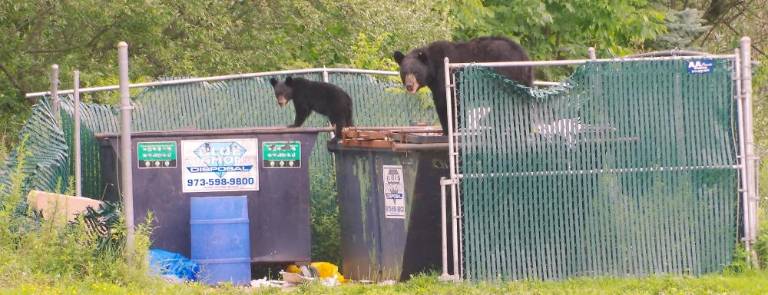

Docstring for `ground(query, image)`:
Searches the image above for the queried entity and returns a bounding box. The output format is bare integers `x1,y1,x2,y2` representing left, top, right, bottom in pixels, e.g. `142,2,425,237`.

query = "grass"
2,271,768,294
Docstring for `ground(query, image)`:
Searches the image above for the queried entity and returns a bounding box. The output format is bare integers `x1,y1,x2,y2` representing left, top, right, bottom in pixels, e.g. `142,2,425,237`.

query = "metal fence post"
74,70,82,197
440,178,449,277
443,57,461,280
118,41,135,255
734,48,751,254
50,65,60,120
322,67,335,138
739,37,758,247
322,67,329,83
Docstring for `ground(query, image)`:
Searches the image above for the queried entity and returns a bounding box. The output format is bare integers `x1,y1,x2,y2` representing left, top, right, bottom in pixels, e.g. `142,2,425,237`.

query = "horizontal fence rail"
447,54,737,69
26,68,563,98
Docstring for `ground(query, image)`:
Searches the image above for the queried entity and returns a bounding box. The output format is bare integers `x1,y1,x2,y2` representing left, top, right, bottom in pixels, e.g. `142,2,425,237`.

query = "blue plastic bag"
149,248,200,281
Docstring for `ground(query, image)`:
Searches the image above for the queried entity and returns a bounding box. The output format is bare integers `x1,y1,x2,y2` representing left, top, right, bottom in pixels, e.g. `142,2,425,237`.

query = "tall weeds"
0,139,153,289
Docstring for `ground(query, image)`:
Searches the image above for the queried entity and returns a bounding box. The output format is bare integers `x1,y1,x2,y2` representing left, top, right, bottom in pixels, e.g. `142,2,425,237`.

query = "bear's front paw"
287,124,299,128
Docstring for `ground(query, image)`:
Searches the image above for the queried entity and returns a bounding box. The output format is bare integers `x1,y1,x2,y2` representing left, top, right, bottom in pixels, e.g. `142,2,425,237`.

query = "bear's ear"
269,78,278,87
417,51,428,63
393,51,405,64
285,76,293,86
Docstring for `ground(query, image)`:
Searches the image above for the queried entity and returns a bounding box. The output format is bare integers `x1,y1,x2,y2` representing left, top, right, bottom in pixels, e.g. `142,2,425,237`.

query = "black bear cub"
269,76,353,141
393,36,533,135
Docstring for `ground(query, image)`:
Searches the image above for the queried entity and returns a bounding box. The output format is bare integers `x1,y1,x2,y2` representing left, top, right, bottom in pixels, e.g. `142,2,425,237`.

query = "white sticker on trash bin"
382,165,406,219
181,138,259,193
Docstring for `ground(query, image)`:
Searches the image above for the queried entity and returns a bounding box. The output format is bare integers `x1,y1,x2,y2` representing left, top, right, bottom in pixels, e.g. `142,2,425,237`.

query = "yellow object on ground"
285,264,301,274
26,190,103,223
285,262,345,283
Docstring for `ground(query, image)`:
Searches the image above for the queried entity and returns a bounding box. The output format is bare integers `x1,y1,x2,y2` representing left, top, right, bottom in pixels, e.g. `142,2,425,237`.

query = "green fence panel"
0,100,70,202
457,59,739,280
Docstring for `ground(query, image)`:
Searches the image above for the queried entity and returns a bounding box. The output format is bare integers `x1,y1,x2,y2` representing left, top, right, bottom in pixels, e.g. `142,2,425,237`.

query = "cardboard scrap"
26,190,104,222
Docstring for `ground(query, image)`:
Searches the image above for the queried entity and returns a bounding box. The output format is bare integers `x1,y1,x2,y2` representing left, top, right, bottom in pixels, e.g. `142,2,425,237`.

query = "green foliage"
753,56,768,149
0,136,28,216
753,55,768,269
649,8,710,51
0,107,29,150
723,243,752,274
0,141,154,289
0,0,451,147
309,169,341,265
0,139,5,167
451,0,667,59
756,208,768,269
0,0,450,90
349,33,399,71
449,0,667,80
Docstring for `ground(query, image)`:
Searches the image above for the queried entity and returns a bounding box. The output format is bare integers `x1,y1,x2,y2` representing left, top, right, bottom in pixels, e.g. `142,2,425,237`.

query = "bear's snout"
277,96,288,107
404,74,419,93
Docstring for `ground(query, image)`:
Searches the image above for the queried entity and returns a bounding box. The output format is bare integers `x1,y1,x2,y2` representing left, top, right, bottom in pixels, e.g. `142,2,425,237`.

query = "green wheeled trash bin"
328,130,452,281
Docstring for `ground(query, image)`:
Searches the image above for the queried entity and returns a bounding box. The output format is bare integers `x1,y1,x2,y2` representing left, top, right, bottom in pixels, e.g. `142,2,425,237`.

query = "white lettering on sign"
687,60,714,74
382,165,406,219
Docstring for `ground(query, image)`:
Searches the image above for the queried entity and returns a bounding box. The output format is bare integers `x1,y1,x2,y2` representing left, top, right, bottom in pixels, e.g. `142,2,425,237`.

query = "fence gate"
447,52,754,280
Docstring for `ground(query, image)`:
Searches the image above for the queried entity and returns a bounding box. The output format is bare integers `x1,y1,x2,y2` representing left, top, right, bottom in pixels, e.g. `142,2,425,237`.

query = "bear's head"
393,49,429,93
269,77,294,107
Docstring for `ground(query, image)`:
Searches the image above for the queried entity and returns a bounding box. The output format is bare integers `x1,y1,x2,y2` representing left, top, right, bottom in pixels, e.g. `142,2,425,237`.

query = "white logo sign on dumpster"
382,165,406,219
181,138,259,193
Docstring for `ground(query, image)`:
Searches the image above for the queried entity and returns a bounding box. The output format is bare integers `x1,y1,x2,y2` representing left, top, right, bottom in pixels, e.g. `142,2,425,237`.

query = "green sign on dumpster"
263,141,301,168
137,141,177,168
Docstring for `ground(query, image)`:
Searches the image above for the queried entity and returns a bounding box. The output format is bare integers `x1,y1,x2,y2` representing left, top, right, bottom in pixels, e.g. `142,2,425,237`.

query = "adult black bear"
269,77,353,141
393,36,533,134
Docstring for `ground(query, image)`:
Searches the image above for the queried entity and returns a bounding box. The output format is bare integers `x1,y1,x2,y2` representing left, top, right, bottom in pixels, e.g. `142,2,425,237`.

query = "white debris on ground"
320,277,341,287
249,277,284,288
378,280,397,286
249,273,399,289
249,262,399,289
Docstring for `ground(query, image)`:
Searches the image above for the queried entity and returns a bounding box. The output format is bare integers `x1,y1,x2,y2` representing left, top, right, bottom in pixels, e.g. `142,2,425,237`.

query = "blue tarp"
148,248,200,281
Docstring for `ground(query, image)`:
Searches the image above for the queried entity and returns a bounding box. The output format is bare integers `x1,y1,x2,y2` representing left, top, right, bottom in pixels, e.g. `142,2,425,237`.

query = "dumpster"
97,127,320,265
328,128,452,281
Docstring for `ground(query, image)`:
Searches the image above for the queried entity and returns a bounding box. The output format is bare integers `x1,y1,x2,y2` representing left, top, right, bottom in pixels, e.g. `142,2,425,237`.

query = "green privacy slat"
457,59,739,280
0,100,70,200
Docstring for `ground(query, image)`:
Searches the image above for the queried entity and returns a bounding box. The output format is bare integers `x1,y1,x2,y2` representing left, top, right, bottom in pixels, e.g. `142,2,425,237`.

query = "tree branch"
699,2,748,47
722,22,768,58
0,63,25,93
25,23,116,54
